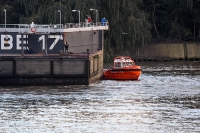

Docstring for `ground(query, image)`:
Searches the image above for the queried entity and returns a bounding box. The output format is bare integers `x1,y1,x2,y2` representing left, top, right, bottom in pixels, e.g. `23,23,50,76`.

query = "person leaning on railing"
101,17,107,26
30,22,35,28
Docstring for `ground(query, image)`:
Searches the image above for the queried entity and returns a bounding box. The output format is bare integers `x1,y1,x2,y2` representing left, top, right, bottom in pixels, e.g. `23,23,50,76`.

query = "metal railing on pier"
0,22,109,33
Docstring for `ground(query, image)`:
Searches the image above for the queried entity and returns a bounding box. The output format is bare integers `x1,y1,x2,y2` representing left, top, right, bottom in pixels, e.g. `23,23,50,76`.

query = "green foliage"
0,0,200,62
103,0,151,61
144,0,200,41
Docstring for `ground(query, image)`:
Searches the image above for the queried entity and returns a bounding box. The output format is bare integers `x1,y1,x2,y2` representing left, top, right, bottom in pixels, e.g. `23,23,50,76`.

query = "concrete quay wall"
130,42,200,61
89,50,104,84
0,53,103,86
185,42,200,59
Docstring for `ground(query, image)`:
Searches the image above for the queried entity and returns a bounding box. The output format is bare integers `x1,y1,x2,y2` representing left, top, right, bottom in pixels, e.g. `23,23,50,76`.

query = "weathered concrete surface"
167,43,185,59
130,42,200,60
0,77,89,86
65,30,101,53
0,61,13,75
186,42,200,59
0,56,88,85
53,60,87,75
89,50,104,84
0,52,103,86
16,60,51,75
136,43,185,59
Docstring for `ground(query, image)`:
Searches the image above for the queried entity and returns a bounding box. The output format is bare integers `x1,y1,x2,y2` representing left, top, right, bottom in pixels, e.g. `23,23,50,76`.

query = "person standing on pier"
85,15,89,27
30,22,35,27
64,41,69,53
30,22,36,33
26,46,32,54
88,16,92,26
101,17,107,26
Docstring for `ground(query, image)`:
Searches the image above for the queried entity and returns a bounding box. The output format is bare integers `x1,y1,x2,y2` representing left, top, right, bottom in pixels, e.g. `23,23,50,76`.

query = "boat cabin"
113,56,135,68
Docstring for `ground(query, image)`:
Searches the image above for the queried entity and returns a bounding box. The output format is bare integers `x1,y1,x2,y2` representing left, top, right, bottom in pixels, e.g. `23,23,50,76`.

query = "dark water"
1,61,200,133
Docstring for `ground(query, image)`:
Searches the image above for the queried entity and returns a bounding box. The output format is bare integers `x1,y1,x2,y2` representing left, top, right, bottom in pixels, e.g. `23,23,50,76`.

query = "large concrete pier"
0,23,108,86
0,52,103,86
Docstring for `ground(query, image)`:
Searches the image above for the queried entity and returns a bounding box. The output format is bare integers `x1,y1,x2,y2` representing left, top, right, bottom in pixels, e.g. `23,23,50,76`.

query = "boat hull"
103,66,142,80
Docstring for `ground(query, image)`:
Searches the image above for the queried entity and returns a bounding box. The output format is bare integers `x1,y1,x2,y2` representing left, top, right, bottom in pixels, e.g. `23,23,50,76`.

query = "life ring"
31,27,36,33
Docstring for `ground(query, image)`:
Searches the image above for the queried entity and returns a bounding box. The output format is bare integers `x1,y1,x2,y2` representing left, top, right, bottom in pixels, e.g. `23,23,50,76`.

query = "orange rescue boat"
103,56,142,80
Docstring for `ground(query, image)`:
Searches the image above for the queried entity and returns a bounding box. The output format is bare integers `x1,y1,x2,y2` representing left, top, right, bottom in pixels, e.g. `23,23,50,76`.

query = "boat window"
114,63,117,67
114,62,121,68
123,62,126,67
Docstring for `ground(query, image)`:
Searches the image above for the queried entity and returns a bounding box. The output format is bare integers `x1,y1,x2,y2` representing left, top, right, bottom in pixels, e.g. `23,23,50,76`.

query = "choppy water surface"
1,61,200,133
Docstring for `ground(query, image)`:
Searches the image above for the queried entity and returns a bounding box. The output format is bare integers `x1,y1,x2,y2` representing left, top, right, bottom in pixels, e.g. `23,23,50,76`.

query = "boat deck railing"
0,22,108,33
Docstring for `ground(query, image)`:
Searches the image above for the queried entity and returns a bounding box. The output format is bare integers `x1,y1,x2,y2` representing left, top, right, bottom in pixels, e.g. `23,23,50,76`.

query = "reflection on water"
0,61,200,133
